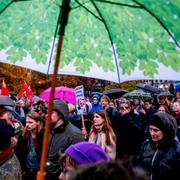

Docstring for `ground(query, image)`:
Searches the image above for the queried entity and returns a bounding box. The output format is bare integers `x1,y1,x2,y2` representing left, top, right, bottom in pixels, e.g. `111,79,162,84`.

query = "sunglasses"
158,96,166,100
120,106,129,110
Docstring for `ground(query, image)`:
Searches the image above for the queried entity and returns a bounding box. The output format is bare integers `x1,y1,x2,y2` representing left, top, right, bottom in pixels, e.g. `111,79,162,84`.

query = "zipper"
150,149,158,180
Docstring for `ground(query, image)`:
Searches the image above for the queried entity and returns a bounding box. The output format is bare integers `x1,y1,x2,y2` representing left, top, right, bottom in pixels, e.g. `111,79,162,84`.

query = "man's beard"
50,121,57,129
50,119,63,130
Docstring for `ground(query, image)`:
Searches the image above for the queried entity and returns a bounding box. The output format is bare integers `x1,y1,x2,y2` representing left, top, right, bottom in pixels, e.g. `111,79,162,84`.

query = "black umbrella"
135,83,165,94
157,91,174,97
123,90,153,101
0,95,15,106
103,88,128,99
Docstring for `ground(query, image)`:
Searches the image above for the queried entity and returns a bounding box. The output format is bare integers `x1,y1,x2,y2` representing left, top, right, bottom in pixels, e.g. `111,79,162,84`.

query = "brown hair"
59,153,77,169
26,111,41,122
90,110,116,145
101,95,110,103
22,111,43,144
157,105,170,114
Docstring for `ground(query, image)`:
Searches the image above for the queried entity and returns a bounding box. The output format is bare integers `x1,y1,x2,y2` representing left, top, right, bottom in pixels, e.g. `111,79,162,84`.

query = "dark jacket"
140,105,157,132
46,122,84,179
106,106,119,135
116,110,143,158
138,112,180,180
15,129,44,172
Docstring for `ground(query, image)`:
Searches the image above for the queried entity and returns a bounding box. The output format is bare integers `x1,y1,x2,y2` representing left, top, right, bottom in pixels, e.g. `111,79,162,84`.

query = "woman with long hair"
15,111,44,180
88,110,116,160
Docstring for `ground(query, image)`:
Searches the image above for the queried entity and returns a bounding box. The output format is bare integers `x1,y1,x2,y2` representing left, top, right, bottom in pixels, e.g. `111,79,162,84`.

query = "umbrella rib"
47,6,62,74
90,0,121,83
95,0,141,8
74,0,103,22
0,0,15,15
132,0,180,48
72,0,90,10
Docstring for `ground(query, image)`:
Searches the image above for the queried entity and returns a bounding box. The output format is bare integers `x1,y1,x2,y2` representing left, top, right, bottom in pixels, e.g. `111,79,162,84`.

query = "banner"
75,85,87,115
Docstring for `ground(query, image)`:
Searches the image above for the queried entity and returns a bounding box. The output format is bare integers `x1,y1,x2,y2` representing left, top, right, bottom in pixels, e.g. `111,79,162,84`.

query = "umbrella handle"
37,0,70,179
36,36,64,180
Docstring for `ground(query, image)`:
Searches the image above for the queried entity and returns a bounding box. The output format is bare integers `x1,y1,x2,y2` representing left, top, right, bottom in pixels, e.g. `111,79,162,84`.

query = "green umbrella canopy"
0,0,180,83
123,89,153,101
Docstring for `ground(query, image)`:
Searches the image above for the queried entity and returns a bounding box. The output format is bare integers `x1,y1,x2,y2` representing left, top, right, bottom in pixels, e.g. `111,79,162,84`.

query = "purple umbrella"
39,86,76,105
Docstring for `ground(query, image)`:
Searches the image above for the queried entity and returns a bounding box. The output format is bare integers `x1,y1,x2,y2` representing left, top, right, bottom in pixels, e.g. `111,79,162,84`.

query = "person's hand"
82,127,88,139
139,108,146,115
11,137,18,147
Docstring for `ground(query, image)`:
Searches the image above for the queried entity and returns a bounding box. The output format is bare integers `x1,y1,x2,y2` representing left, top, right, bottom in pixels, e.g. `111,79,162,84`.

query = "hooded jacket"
46,100,84,179
138,112,180,180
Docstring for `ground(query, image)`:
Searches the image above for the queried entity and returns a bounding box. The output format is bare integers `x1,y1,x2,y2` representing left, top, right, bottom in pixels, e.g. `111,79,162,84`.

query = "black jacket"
15,129,44,171
116,110,143,158
138,112,180,180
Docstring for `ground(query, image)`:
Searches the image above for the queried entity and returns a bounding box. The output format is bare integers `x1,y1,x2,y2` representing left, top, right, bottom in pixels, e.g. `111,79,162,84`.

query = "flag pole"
36,1,70,180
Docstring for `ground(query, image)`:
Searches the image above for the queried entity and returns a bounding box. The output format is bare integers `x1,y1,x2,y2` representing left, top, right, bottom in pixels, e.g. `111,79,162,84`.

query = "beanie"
149,115,164,132
65,142,109,165
92,95,100,101
52,100,69,120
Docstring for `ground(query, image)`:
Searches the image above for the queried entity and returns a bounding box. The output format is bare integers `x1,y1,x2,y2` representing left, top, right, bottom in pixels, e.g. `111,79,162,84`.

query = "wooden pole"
36,34,64,180
80,114,87,139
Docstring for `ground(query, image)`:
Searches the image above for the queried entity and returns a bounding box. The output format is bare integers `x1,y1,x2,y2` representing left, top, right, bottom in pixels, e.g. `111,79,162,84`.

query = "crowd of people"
0,89,180,180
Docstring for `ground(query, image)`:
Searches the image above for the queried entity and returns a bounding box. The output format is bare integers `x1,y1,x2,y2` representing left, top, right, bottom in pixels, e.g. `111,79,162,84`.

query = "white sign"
75,85,87,115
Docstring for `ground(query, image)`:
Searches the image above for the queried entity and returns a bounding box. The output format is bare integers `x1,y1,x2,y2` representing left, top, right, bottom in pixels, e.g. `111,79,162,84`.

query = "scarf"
0,146,13,164
94,123,104,132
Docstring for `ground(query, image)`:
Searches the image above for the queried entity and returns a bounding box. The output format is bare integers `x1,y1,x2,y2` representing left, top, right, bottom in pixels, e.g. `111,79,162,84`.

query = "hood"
52,99,69,120
149,112,177,142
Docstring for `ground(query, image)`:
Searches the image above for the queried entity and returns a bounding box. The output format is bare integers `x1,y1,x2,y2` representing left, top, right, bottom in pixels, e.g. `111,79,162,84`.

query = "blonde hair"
68,103,76,113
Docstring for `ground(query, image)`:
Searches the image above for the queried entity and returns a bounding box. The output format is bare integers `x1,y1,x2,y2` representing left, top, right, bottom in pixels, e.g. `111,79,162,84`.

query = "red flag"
1,80,9,96
19,81,33,104
27,85,33,104
22,81,30,96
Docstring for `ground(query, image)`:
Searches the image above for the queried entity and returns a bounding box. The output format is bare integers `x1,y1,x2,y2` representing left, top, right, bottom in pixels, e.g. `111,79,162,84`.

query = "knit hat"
65,142,109,165
0,121,15,150
92,95,100,101
149,115,164,132
52,99,69,120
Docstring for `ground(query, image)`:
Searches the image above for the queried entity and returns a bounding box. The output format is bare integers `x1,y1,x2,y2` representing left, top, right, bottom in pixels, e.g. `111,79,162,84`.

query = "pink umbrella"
39,86,76,105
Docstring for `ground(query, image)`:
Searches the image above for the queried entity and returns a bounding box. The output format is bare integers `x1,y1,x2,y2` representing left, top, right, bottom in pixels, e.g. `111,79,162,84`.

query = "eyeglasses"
120,106,129,110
